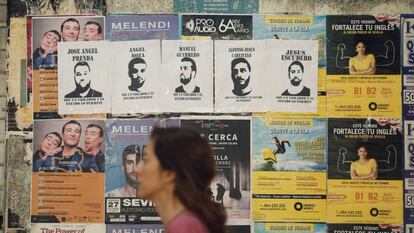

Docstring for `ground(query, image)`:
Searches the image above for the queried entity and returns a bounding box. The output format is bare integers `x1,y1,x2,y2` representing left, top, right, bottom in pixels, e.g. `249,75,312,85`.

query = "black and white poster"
266,39,318,113
215,40,266,112
160,40,213,112
111,40,161,114
58,41,109,114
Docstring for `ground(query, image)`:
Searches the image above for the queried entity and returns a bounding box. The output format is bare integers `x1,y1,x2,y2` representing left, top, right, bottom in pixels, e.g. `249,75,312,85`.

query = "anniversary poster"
58,41,109,114
106,14,179,41
405,120,414,231
105,119,179,224
32,119,105,223
181,118,251,222
265,39,318,113
253,15,326,117
173,0,258,14
31,223,105,233
214,40,266,112
181,14,252,40
327,118,403,231
402,14,414,120
160,40,213,112
110,40,161,114
252,116,326,224
32,16,105,119
326,15,401,118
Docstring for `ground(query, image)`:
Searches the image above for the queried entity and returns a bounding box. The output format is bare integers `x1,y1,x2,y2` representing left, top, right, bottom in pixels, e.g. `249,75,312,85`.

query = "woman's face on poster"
356,42,366,54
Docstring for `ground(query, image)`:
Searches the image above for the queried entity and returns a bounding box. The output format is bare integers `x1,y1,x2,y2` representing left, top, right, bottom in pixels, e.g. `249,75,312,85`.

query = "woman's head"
40,132,62,154
355,42,367,54
40,30,61,51
136,127,215,202
357,145,369,159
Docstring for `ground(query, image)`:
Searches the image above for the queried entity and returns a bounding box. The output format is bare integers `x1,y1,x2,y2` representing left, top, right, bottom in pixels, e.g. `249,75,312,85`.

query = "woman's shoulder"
368,158,377,163
167,211,209,233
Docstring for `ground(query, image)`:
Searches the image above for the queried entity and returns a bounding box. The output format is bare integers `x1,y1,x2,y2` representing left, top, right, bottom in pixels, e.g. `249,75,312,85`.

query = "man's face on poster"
124,153,137,188
232,62,251,88
84,126,102,152
74,65,91,91
62,123,81,147
288,64,303,86
40,32,60,51
83,23,101,41
131,63,147,87
61,21,80,41
180,61,195,85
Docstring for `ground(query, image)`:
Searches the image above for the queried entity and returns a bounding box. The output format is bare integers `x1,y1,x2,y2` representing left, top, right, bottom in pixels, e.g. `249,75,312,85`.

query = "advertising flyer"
255,223,327,233
402,14,414,120
181,14,252,40
106,224,164,233
254,15,326,117
326,15,401,118
58,41,109,114
265,39,318,113
106,14,179,41
328,224,403,233
214,40,266,112
405,120,414,229
252,116,326,223
32,120,105,223
173,0,258,14
31,223,106,233
32,16,105,118
227,225,251,233
327,118,403,226
160,40,213,112
181,118,251,222
110,40,161,114
105,119,179,224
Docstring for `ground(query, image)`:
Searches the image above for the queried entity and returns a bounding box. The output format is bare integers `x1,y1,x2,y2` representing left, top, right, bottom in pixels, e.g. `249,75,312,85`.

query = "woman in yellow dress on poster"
350,145,378,180
348,42,376,75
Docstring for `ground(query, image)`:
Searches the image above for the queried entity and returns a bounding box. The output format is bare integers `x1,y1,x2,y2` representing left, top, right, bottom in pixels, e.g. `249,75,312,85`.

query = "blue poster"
402,14,414,120
174,0,258,14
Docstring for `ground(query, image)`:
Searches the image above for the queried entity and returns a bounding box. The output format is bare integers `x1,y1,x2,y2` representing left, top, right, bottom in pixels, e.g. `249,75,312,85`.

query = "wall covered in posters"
3,5,412,233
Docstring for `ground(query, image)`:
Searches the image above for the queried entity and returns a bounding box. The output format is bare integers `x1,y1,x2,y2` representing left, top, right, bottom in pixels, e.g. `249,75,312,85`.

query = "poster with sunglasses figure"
181,118,251,223
159,40,213,112
58,41,109,114
105,119,179,224
215,40,267,112
111,40,161,114
266,39,318,113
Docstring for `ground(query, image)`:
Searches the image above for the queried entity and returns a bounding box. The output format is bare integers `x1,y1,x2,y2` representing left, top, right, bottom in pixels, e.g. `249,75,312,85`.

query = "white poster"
58,41,109,114
160,40,213,112
31,223,106,233
215,40,267,113
111,40,161,114
266,39,318,113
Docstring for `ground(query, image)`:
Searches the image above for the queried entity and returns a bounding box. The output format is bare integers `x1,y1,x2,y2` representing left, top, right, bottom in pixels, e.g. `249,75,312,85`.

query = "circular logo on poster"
294,202,303,211
369,102,378,111
370,208,379,217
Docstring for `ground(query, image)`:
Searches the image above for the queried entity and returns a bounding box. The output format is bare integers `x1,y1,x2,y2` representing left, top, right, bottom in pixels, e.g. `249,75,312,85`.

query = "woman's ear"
163,170,176,184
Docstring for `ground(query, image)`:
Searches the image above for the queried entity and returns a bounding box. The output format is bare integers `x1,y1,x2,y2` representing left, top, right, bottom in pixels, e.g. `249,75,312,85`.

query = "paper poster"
214,40,266,112
58,41,109,114
327,118,403,225
31,223,106,233
326,15,401,118
32,119,105,223
252,117,326,223
402,14,414,120
106,224,164,233
105,119,179,224
173,0,258,14
405,120,414,227
160,40,213,112
266,39,318,113
328,224,403,233
227,225,251,233
253,15,326,117
5,134,32,232
7,18,32,131
32,16,105,118
110,40,161,114
181,14,252,40
255,223,327,233
181,118,251,222
106,14,179,41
